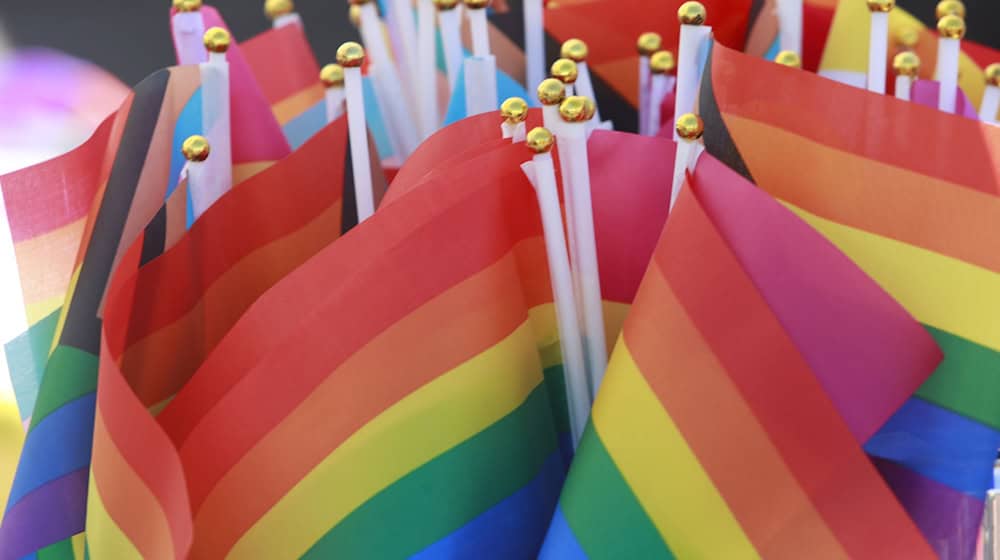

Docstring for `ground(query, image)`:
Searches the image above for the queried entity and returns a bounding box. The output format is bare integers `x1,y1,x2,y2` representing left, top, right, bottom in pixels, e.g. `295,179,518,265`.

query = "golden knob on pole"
559,96,595,123
173,0,203,12
433,0,459,9
265,0,295,19
985,63,1000,87
774,50,802,68
501,97,529,124
561,39,588,63
896,27,920,49
677,1,707,25
537,78,567,106
203,27,231,53
935,0,965,19
892,51,921,77
464,0,490,9
636,32,662,56
349,5,362,25
337,41,366,67
649,50,675,74
551,58,579,85
675,113,704,141
349,0,372,5
526,127,555,153
182,135,211,162
321,64,345,88
866,0,894,13
937,14,966,39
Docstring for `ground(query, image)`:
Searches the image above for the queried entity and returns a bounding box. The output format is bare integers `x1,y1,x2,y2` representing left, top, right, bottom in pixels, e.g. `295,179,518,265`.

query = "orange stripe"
13,218,85,305
626,267,850,559
725,113,1000,273
184,249,535,558
272,85,324,125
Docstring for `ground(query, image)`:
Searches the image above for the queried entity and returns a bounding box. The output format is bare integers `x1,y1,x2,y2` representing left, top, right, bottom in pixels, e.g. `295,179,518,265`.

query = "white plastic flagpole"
670,114,703,211
181,135,212,215
416,0,439,138
936,14,965,113
524,0,545,99
636,32,661,136
463,0,499,116
500,97,528,141
321,64,347,122
647,51,676,137
980,64,1000,123
389,0,420,98
436,0,464,93
562,39,606,128
265,0,302,28
892,52,919,101
521,127,591,447
355,0,420,156
776,0,802,56
551,58,578,97
985,490,1000,560
338,42,376,222
537,78,566,131
172,0,207,64
193,27,233,220
555,96,607,395
674,2,711,141
866,0,893,95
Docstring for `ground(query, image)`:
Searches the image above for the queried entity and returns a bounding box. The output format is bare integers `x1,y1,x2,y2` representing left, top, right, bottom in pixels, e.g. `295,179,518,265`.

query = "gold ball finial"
774,50,802,68
937,14,966,39
349,5,362,25
559,96,596,123
500,97,529,124
637,32,663,56
892,51,920,77
650,50,676,74
337,41,366,67
935,0,965,19
182,135,210,162
173,0,203,12
464,0,490,8
203,27,231,54
896,27,920,49
678,1,707,25
551,58,579,85
320,64,345,88
265,0,295,19
866,0,894,13
985,63,1000,87
676,113,704,141
537,78,566,106
433,0,459,9
526,127,555,154
561,39,588,62
348,0,372,5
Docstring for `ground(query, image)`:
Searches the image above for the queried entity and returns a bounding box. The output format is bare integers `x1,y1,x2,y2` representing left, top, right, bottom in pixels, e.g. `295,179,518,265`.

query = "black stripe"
59,69,172,353
698,44,756,184
139,205,167,267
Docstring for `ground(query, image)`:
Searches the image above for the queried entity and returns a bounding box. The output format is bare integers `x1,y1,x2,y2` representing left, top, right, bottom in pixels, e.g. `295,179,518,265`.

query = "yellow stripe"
48,266,79,354
786,202,1000,351
26,295,65,326
529,301,631,370
84,471,143,560
272,85,324,125
0,399,24,525
592,337,760,559
229,321,545,558
71,532,86,560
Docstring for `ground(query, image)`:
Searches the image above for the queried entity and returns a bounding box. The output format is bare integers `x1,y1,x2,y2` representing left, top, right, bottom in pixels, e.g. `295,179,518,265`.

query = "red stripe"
241,24,321,106
658,187,935,559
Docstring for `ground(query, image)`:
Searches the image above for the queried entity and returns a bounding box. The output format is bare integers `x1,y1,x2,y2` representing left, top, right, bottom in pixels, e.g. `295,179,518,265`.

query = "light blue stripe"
763,37,780,62
283,100,327,150
538,506,589,560
167,87,203,198
362,76,394,159
866,397,1000,497
5,393,95,510
444,57,529,125
410,451,566,560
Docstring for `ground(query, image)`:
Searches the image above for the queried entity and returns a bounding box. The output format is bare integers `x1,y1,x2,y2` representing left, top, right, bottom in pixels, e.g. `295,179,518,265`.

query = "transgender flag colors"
702,41,1000,558
540,154,940,559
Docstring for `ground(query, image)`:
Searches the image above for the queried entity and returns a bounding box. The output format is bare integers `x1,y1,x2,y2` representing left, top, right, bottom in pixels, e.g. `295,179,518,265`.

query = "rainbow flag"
242,22,324,131
540,152,941,559
702,41,1000,558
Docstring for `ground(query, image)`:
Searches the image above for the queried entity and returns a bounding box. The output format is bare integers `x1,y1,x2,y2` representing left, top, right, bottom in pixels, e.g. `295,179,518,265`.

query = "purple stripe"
0,469,87,560
874,457,982,560
691,154,943,443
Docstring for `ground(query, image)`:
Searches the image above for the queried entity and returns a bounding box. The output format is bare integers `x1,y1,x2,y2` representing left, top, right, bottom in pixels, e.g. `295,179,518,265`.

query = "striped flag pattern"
702,41,1000,558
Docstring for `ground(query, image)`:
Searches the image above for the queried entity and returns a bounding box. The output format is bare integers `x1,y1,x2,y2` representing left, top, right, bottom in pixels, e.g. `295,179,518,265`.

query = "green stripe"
29,345,98,430
915,325,1000,430
560,422,674,559
36,537,75,560
543,364,570,435
303,384,560,559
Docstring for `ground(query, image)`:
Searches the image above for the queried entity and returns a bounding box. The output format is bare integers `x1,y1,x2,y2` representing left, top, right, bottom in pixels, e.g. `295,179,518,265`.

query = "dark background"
1,0,998,87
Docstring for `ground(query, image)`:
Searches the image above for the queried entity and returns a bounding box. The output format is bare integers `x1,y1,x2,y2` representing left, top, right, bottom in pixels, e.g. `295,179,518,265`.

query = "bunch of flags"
0,0,999,558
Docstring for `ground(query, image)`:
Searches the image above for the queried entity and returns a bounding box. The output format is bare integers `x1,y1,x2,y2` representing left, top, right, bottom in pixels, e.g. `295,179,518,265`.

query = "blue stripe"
410,451,566,560
865,397,1000,497
443,58,530,126
167,87,203,198
538,506,589,560
5,393,95,510
283,101,327,150
362,76,394,160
